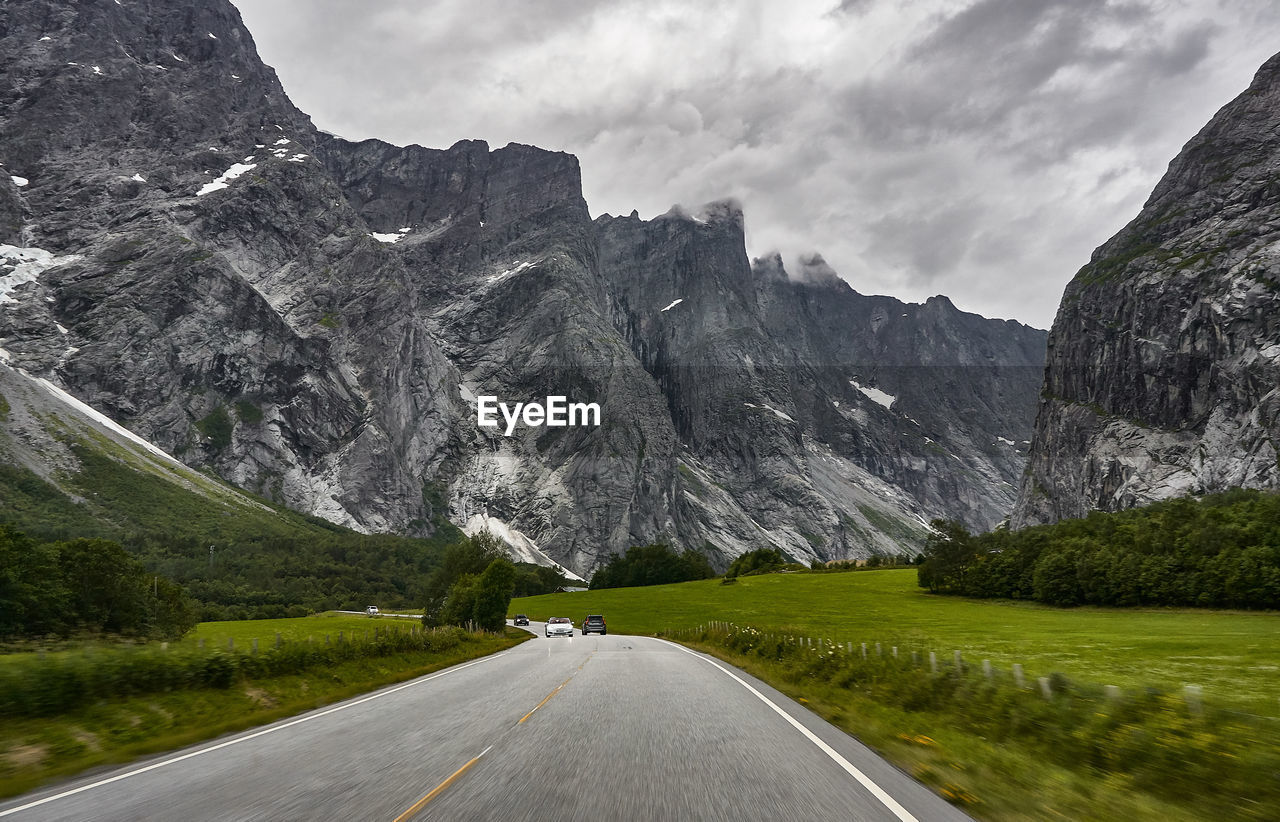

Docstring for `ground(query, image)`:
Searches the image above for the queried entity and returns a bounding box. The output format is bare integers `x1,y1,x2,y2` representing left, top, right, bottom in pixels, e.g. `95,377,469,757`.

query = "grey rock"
1,0,1047,576
1014,51,1280,526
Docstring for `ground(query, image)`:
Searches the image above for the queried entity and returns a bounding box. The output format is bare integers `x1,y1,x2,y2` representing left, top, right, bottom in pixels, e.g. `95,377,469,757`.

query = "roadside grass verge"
511,569,1280,820
0,625,529,799
675,624,1276,822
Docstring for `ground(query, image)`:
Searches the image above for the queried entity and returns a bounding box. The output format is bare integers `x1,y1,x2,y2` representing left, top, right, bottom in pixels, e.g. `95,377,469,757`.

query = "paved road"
0,625,972,821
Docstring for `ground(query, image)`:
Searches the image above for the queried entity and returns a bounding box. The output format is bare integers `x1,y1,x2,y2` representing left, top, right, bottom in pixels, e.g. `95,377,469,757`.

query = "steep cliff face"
1014,52,1280,526
596,206,1046,562
0,0,461,535
2,0,1047,575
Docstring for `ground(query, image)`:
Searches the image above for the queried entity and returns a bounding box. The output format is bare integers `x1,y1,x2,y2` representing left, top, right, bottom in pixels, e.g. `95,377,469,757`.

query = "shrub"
726,547,790,578
589,544,715,589
0,624,487,717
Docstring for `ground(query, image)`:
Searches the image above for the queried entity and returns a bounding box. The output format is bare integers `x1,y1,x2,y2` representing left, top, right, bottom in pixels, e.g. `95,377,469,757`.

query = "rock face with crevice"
1013,52,1280,527
1,0,1046,575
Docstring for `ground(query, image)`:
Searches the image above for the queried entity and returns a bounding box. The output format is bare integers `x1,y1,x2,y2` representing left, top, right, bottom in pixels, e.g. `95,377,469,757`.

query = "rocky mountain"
1,0,1046,576
1013,51,1280,526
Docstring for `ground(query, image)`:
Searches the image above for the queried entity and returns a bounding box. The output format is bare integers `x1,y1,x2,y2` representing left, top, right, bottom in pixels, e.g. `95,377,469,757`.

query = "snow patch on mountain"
196,161,256,196
462,513,584,581
849,379,896,409
1,245,82,304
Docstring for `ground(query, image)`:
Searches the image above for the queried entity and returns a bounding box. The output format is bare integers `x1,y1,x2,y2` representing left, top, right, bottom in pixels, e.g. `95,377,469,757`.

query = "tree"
438,573,480,628
0,525,67,637
438,557,517,632
55,538,149,633
590,544,716,589
472,557,517,632
917,520,978,593
1032,548,1081,605
422,531,507,626
726,547,790,578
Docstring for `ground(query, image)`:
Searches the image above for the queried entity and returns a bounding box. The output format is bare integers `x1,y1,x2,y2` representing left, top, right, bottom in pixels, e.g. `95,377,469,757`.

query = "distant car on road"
545,617,573,638
513,614,530,626
365,605,379,616
582,614,606,635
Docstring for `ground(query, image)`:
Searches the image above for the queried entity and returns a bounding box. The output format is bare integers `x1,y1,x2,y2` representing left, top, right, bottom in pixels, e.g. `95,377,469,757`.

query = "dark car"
513,614,529,626
581,614,606,635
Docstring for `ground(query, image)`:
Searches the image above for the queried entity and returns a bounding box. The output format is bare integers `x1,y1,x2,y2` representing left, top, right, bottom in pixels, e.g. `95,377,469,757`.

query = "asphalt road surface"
1,624,973,821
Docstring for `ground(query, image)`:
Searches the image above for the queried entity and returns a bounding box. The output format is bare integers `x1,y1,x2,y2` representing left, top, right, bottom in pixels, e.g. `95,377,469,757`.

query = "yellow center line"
392,651,597,819
519,676,571,723
519,650,595,724
392,745,492,822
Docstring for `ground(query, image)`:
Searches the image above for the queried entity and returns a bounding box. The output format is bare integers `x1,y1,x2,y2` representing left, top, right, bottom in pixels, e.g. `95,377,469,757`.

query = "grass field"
511,568,1280,716
185,611,420,648
512,570,1280,820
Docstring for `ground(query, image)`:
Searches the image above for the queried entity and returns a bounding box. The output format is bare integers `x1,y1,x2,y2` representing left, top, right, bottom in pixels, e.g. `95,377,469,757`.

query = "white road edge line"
653,637,919,822
0,650,513,818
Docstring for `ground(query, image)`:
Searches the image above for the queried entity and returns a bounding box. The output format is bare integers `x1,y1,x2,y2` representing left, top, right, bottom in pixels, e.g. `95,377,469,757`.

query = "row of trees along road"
918,489,1280,608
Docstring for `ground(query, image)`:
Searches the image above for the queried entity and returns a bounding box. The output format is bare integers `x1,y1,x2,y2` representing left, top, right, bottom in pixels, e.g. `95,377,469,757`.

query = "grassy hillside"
511,568,1280,716
0,364,463,618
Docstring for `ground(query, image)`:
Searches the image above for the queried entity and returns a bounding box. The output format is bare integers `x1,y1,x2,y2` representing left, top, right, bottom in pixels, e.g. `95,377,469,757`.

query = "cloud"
232,0,1280,328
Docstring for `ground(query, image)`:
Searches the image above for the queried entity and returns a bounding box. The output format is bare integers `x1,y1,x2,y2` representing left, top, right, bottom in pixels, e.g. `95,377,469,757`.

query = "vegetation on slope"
588,543,715,589
0,525,195,640
0,451,568,621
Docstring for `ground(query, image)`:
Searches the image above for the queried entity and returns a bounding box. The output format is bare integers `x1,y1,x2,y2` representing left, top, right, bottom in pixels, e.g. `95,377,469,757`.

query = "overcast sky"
232,0,1280,329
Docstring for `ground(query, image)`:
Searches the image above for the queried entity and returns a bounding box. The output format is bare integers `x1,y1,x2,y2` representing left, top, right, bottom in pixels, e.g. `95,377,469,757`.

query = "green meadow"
184,611,421,648
514,569,1280,820
512,568,1280,716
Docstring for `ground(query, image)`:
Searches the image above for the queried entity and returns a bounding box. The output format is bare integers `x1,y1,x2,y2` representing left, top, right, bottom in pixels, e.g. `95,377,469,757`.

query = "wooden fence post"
1013,663,1024,688
1184,685,1203,715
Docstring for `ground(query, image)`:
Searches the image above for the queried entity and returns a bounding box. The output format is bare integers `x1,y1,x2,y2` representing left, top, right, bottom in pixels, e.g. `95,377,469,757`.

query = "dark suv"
513,614,529,626
581,614,606,635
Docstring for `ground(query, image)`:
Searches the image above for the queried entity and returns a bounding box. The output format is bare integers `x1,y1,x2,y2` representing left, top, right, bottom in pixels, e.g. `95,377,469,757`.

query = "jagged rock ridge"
1,0,1046,575
1013,51,1280,526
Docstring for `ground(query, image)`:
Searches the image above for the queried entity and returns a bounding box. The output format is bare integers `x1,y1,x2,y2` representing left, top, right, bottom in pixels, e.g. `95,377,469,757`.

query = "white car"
365,605,379,616
545,617,573,637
